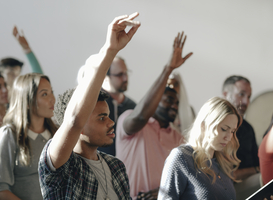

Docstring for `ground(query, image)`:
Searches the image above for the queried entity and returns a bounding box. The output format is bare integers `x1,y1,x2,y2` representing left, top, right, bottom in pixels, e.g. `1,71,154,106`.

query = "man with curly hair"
38,13,140,200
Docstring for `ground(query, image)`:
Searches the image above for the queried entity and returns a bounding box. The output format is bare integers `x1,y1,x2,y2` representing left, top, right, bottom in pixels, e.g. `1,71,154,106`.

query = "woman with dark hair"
158,97,242,200
0,73,57,200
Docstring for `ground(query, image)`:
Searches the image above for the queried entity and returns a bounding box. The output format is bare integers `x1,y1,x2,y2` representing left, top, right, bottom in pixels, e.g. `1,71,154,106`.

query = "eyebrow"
98,113,108,117
39,89,49,93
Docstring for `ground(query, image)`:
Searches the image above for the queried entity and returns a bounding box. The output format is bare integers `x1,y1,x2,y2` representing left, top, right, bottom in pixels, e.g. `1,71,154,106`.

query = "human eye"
99,117,104,121
221,128,227,131
42,92,47,97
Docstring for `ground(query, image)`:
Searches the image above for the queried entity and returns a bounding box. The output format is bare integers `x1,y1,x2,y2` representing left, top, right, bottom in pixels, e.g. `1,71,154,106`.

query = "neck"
29,115,45,133
153,114,170,128
74,140,99,160
109,92,125,104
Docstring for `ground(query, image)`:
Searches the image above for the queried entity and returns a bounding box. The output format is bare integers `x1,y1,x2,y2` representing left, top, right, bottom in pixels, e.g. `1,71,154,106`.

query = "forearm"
50,48,117,168
0,190,21,200
26,51,43,74
124,65,173,134
234,167,259,180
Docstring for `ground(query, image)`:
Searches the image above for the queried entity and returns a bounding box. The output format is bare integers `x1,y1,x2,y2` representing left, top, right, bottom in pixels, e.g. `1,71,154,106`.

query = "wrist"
23,48,32,54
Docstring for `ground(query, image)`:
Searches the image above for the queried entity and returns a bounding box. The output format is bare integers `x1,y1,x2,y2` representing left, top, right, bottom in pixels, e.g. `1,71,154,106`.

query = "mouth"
169,109,178,116
220,143,227,147
107,128,115,138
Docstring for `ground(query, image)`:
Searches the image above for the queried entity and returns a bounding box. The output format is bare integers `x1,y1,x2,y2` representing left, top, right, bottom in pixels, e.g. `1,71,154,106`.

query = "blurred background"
1,0,273,114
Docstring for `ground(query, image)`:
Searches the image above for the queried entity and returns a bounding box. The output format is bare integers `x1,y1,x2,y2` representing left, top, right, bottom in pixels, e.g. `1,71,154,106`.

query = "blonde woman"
0,73,57,200
158,97,242,200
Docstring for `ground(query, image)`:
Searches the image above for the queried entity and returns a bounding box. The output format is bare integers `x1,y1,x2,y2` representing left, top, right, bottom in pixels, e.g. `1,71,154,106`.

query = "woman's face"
32,78,55,119
208,114,238,157
0,77,8,105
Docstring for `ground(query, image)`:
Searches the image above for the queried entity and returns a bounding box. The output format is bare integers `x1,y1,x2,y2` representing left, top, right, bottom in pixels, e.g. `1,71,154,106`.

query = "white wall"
1,0,273,113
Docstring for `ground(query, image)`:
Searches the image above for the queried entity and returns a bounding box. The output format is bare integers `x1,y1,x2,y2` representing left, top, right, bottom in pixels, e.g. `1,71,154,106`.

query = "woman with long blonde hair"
158,97,242,200
0,73,57,200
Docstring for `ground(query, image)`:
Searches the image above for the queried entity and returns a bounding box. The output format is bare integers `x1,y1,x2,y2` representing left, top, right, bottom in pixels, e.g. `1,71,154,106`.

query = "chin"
100,140,114,148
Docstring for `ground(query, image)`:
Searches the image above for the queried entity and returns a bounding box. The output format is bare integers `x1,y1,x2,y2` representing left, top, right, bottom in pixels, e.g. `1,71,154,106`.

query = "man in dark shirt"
99,56,136,156
222,75,260,200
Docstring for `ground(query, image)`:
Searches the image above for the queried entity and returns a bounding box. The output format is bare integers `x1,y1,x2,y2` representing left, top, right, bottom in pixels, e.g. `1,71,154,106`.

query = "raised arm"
123,31,193,135
49,13,140,169
13,26,43,73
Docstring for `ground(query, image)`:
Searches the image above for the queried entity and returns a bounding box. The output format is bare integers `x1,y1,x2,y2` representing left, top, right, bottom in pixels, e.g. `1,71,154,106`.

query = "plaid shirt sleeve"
38,140,98,200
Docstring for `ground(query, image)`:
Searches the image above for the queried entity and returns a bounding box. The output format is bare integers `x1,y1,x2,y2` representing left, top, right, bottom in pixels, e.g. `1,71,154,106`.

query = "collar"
28,129,51,140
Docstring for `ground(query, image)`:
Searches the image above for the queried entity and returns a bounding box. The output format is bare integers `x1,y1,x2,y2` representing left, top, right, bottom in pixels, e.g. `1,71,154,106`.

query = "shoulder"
168,144,193,163
117,109,134,123
241,119,254,131
123,95,136,105
0,125,16,142
100,151,123,165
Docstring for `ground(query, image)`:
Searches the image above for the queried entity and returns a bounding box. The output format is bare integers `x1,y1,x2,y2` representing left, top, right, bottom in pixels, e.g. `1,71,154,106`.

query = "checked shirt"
38,140,131,200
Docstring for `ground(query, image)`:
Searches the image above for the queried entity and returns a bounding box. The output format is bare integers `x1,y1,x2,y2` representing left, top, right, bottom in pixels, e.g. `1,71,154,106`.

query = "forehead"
219,114,238,129
3,65,21,71
162,90,179,101
91,101,110,116
111,58,127,73
233,80,252,94
38,78,51,89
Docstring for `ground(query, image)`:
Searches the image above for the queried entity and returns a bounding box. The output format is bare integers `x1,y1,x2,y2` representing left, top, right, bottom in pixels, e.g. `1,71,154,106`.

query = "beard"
155,105,177,123
117,82,128,93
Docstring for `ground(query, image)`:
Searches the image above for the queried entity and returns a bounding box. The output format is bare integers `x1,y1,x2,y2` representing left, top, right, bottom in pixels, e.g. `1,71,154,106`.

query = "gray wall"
1,0,273,113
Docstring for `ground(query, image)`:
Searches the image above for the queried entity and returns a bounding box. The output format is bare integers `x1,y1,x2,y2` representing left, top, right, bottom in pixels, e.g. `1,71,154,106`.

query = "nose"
241,96,249,106
225,131,233,142
171,102,179,111
122,73,128,81
108,118,115,128
51,93,56,104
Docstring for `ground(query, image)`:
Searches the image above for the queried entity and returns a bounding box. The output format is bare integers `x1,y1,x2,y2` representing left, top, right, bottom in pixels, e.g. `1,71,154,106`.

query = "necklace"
98,154,110,200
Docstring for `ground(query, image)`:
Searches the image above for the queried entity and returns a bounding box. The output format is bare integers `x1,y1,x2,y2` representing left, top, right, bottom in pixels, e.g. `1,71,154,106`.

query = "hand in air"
104,12,141,52
167,31,193,70
13,26,31,51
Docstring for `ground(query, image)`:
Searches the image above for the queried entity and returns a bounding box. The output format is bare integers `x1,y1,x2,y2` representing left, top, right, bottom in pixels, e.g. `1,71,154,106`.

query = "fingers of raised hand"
173,31,185,48
112,12,140,26
13,26,18,37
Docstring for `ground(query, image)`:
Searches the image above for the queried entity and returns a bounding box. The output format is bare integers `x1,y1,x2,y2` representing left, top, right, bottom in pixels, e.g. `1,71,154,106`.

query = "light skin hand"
103,12,140,53
12,26,31,51
167,31,193,70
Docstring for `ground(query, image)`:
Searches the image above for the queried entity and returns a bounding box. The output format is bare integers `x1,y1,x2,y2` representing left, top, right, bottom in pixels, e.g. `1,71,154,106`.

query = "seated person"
158,97,242,200
0,73,57,200
38,12,140,199
222,75,260,200
116,31,193,199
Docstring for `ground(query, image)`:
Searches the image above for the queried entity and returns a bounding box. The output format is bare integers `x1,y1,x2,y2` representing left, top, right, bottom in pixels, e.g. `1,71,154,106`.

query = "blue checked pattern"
38,140,131,200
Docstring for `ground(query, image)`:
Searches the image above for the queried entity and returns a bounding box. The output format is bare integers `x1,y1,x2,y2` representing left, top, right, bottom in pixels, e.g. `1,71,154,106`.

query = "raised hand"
103,12,140,53
167,31,193,70
13,26,31,52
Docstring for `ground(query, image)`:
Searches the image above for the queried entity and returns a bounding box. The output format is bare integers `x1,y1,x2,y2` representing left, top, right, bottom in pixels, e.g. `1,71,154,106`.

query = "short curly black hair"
54,88,109,126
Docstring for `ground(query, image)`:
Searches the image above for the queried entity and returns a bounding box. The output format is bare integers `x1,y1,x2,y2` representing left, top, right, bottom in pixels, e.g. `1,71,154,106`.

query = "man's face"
81,101,115,148
225,80,252,116
154,90,179,123
109,58,128,93
2,65,21,89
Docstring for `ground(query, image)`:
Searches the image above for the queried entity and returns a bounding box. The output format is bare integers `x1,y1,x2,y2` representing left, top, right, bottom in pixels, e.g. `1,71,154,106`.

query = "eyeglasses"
109,70,131,78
